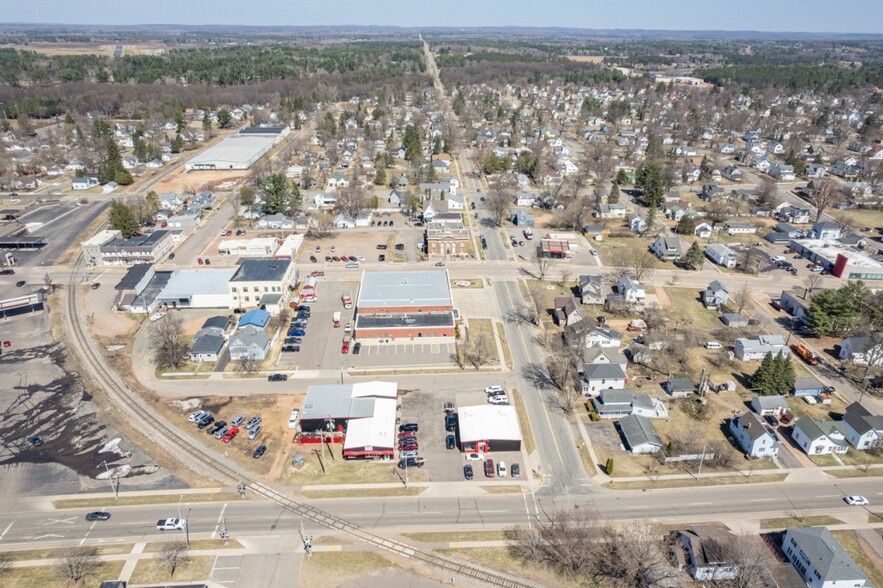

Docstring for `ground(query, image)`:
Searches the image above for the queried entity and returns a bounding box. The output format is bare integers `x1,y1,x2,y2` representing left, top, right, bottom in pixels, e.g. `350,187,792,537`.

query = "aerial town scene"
1,1,883,586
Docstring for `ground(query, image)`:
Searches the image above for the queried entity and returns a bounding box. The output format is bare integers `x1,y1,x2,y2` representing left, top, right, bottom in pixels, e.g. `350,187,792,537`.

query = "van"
705,341,723,350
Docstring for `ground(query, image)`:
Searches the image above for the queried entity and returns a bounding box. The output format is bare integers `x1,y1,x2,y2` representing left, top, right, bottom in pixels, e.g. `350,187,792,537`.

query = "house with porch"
729,412,779,458
650,236,683,261
791,417,849,455
578,275,604,305
842,403,883,450
702,280,729,308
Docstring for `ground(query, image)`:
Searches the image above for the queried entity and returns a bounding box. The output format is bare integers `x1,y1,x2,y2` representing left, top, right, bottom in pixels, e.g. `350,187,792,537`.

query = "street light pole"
184,507,191,548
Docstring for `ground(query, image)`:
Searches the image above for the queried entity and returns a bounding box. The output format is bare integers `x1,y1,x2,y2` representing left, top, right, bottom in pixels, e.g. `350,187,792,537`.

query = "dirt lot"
1,42,167,56
153,168,251,194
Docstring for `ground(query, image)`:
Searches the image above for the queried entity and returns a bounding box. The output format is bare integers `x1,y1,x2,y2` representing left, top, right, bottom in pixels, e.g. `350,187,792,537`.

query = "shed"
664,377,695,398
721,313,749,328
792,377,824,397
617,414,663,454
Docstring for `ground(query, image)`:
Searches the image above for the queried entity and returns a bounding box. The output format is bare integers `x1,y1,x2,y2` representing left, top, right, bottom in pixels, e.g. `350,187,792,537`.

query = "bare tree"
509,509,599,578
54,546,99,584
159,541,189,578
718,533,774,588
590,523,681,588
732,282,752,313
335,186,368,217
466,333,492,369
811,180,839,222
533,249,555,281
237,356,260,374
804,273,824,298
151,314,189,370
0,551,12,578
757,179,780,208
486,182,512,227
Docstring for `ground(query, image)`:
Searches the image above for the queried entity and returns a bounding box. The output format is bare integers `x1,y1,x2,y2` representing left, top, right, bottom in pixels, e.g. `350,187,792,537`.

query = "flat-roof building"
354,270,457,340
99,230,175,266
229,258,297,309
457,405,523,453
185,126,290,171
81,229,121,265
789,238,883,282
218,237,279,257
154,268,236,309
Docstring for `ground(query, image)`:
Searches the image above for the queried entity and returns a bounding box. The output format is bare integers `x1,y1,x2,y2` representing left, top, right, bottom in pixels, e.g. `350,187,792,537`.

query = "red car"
399,441,419,450
484,458,495,478
626,325,642,332
398,431,418,439
221,427,239,443
341,342,350,354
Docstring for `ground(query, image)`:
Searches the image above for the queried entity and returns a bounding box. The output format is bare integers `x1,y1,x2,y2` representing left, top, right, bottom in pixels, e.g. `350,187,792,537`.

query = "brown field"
153,169,251,194
1,42,168,56
565,55,606,64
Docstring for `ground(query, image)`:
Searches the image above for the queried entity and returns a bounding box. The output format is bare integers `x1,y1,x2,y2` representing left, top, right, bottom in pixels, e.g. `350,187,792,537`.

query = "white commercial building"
185,127,290,171
154,269,236,309
218,237,279,257
274,234,304,259
457,405,522,453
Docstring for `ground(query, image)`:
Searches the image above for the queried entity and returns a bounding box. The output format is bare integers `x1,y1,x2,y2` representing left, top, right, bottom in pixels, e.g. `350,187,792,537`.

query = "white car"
589,249,598,256
844,496,869,506
344,322,352,333
488,395,509,405
287,409,300,429
497,461,507,477
485,385,505,395
156,518,186,531
465,453,485,461
187,410,206,423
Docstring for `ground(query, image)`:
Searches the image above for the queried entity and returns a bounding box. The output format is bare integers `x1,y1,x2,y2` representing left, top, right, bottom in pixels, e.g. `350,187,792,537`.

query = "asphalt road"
1,477,880,549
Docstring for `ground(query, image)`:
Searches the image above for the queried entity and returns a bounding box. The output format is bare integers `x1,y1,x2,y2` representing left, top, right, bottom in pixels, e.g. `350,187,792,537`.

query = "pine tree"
608,181,620,204
685,241,704,270
373,166,387,186
751,353,776,395
108,200,139,238
262,173,290,215
778,353,796,395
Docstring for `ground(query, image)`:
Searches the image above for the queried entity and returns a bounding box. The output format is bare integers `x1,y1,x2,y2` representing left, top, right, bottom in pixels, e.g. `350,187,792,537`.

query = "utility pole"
696,442,710,477
184,507,191,548
299,521,313,556
98,461,118,499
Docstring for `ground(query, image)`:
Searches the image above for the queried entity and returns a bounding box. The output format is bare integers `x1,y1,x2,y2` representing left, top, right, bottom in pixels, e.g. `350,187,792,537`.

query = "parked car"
221,427,239,443
268,374,288,382
465,453,484,461
156,518,186,531
352,342,361,355
196,415,214,429
85,511,111,521
780,412,794,425
208,421,227,434
486,385,505,395
188,410,207,423
309,255,318,263
484,459,495,478
284,337,302,345
15,280,25,287
281,345,300,352
511,463,520,478
397,457,425,469
463,465,474,480
445,414,458,431
488,395,509,405
245,416,261,430
91,282,101,290
399,422,419,432
497,461,508,477
435,261,446,267
288,329,306,337
764,414,780,427
446,435,456,450
247,425,262,441
27,435,43,446
213,426,229,440
252,444,267,459
288,409,300,429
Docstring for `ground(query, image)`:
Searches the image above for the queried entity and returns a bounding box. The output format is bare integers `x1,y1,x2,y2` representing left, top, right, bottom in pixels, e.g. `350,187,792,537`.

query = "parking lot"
398,388,526,482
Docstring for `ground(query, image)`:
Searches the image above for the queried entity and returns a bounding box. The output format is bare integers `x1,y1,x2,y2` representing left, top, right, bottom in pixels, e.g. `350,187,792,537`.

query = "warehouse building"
299,382,398,460
81,229,122,265
457,405,522,453
354,270,457,340
218,237,279,257
789,238,883,281
154,268,236,309
185,126,290,171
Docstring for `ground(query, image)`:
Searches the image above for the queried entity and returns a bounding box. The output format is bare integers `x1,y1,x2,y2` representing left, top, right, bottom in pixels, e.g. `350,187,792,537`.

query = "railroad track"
61,256,538,588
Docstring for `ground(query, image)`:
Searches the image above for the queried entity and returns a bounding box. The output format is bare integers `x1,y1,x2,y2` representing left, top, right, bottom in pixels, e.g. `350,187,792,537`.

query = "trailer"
332,311,341,328
341,291,353,309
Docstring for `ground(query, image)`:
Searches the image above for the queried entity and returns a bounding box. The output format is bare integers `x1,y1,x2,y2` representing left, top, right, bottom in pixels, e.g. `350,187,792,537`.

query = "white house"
618,415,663,454
694,222,713,238
842,402,883,450
838,336,883,365
729,412,779,458
313,191,337,208
257,214,294,230
616,276,645,305
750,395,789,416
650,236,683,261
228,325,270,361
705,243,738,268
724,221,757,235
583,326,623,349
782,527,870,588
592,389,657,419
734,335,789,361
678,527,740,582
581,363,627,396
791,417,849,455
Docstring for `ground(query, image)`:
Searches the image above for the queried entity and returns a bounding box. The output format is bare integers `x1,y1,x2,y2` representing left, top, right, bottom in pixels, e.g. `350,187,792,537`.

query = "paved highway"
1,477,880,549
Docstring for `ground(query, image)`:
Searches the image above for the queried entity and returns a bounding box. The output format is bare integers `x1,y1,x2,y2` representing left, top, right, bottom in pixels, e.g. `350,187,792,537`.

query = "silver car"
231,415,246,427
213,426,229,440
247,425,261,441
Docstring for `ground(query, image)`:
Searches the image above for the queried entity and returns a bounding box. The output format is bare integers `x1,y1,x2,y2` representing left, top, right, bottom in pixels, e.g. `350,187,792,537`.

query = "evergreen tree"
262,173,290,215
806,281,870,337
202,110,212,135
636,161,665,208
608,181,620,204
751,353,776,395
403,125,422,161
114,169,134,185
684,241,704,270
373,166,387,186
675,216,696,235
108,200,139,238
174,111,186,133
216,109,232,129
616,168,630,185
98,138,124,184
170,133,184,154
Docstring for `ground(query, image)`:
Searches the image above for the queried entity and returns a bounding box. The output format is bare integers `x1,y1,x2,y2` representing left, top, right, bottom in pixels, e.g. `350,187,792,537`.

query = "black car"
310,255,318,263
463,465,474,480
352,342,361,355
208,420,227,434
397,457,425,469
325,256,332,262
268,374,288,382
252,444,267,459
281,345,300,352
0,268,14,275
85,511,111,521
197,415,215,429
27,435,43,446
378,254,385,262
511,463,521,478
399,422,419,433
91,282,101,290
395,243,405,251
284,337,302,345
446,435,456,450
16,280,25,287
445,414,458,432
764,414,780,427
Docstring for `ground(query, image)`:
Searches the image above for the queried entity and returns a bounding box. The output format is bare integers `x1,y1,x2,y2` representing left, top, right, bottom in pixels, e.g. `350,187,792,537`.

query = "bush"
605,457,614,475
589,412,601,422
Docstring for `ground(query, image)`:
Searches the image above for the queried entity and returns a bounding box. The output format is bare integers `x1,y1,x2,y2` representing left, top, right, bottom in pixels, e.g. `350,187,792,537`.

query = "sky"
4,0,883,34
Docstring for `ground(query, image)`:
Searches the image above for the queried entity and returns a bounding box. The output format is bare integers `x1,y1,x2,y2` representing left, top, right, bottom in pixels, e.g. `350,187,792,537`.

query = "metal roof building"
185,126,290,171
155,268,236,309
356,270,453,311
457,405,522,453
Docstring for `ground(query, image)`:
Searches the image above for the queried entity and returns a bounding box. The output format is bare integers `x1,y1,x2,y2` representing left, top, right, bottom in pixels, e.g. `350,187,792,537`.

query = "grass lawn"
0,561,124,588
280,452,429,486
834,208,883,230
832,530,883,587
128,555,212,585
1,544,134,561
54,492,232,509
760,515,843,530
828,468,883,478
496,322,513,369
510,388,536,454
300,487,425,499
403,531,508,543
593,236,665,269
604,473,788,490
465,318,500,365
450,278,485,289
143,539,242,552
479,486,524,494
299,551,397,588
438,547,581,588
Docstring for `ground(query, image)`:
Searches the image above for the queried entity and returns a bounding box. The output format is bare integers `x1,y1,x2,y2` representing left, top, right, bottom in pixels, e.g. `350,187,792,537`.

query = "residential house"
188,316,230,363
782,527,870,588
705,243,738,268
677,527,740,582
326,171,350,190
810,222,842,240
694,222,713,238
791,417,849,455
838,336,883,365
735,335,789,361
332,213,356,229
511,209,535,227
72,173,99,191
582,363,628,396
628,215,648,233
721,313,749,328
778,206,811,224
724,221,757,235
388,189,404,207
842,402,883,450
592,389,657,419
702,280,729,308
722,165,742,181
729,412,780,458
583,346,628,372
578,275,604,305
618,414,663,454
228,325,270,361
804,163,827,178
594,202,628,219
663,377,695,398
751,395,790,416
514,192,535,206
770,162,796,181
257,214,294,230
553,297,585,327
773,222,803,238
583,325,623,349
792,377,825,397
717,143,736,155
616,276,645,305
313,191,337,208
650,236,683,261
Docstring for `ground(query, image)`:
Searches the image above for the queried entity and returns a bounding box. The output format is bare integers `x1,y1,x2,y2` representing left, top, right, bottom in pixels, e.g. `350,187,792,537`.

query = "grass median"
510,388,535,455
53,492,234,509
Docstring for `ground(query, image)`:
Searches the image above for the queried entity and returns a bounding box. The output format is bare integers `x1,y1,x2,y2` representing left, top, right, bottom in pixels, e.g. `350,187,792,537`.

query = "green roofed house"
790,417,848,456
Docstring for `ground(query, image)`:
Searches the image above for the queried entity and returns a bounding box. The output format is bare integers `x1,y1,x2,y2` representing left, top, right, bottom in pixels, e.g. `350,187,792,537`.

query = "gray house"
735,335,789,361
618,415,663,454
650,236,683,261
721,312,749,328
664,377,696,398
842,402,883,450
750,395,789,416
729,412,779,458
782,527,869,587
228,325,270,361
578,275,604,305
810,221,842,240
792,377,825,397
702,280,729,308
511,208,535,227
592,389,657,419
